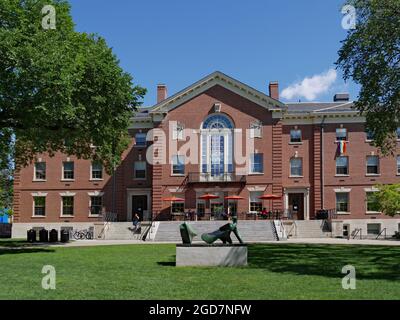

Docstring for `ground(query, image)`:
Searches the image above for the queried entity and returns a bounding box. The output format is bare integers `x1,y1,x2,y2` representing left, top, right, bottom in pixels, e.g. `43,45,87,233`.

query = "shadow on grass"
157,261,176,267
248,244,400,281
0,247,55,255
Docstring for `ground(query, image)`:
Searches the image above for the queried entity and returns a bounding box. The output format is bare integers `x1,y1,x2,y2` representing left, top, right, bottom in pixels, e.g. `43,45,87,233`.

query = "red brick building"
12,71,400,237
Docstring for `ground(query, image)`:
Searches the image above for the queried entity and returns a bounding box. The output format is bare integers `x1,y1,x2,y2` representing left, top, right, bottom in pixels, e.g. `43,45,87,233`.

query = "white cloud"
281,69,337,101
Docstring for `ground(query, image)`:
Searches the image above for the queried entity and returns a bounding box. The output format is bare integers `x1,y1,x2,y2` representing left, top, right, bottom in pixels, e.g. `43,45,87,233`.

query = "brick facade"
13,72,400,226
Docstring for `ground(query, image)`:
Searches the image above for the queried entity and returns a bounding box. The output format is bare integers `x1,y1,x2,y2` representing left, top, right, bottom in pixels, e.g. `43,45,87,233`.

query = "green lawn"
0,241,399,299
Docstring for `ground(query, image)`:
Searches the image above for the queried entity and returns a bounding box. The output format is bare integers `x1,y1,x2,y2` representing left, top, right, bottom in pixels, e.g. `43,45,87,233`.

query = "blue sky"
69,0,359,106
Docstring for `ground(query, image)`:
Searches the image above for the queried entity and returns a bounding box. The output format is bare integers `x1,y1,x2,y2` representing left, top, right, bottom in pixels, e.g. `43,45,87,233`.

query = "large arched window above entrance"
200,114,234,177
202,114,233,129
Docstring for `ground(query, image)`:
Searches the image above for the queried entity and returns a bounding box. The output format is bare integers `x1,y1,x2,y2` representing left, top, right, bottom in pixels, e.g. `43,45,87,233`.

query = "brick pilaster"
272,119,283,210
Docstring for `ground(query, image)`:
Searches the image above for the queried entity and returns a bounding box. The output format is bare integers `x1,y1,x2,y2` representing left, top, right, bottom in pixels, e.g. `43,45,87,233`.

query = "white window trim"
200,129,233,176
290,129,302,143
249,191,263,214
364,189,382,214
88,194,103,217
366,156,380,175
134,133,147,147
33,162,46,182
90,162,104,181
249,153,264,174
289,158,303,177
335,189,351,215
171,155,185,176
32,195,47,218
134,161,147,180
60,193,75,217
61,161,75,181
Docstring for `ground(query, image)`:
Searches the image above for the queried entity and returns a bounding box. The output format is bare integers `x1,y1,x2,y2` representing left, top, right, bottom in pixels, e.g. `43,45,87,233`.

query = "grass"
0,241,399,299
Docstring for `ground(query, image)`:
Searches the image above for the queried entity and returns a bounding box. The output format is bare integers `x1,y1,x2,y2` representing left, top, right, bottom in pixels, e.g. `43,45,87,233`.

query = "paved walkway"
1,237,399,249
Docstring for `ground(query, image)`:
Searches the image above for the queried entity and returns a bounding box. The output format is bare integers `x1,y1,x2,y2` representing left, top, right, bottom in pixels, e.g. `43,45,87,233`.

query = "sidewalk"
1,237,399,249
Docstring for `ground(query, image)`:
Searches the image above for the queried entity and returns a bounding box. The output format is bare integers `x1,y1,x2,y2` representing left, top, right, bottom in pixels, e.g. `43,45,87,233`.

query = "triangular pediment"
150,71,285,114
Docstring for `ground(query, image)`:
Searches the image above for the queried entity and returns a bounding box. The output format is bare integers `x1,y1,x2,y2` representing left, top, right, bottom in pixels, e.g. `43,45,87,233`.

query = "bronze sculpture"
179,217,244,245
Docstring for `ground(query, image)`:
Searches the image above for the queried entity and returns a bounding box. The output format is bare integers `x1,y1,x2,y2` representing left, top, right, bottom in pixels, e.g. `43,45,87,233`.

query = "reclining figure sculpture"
179,217,244,245
201,217,244,244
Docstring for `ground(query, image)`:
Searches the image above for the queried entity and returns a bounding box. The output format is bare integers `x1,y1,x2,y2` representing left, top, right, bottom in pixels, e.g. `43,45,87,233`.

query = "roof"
285,102,356,114
150,71,285,114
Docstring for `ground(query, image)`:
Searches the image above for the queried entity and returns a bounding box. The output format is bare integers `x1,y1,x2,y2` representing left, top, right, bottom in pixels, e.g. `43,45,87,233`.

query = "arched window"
201,114,234,178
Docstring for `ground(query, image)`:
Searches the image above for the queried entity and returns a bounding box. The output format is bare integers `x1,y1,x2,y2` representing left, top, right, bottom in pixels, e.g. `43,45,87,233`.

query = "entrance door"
132,195,147,221
288,193,304,220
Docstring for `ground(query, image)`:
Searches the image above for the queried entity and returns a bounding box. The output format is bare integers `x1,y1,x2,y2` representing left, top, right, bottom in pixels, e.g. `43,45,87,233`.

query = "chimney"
333,93,350,102
157,84,167,103
269,81,279,100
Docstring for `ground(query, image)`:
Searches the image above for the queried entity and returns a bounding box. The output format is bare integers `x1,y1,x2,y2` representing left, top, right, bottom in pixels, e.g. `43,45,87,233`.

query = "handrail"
142,212,165,241
286,221,297,238
97,212,118,239
376,228,387,240
352,228,362,240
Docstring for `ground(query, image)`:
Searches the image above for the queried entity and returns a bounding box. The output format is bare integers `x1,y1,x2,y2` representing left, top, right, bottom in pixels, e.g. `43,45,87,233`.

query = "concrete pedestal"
176,244,248,267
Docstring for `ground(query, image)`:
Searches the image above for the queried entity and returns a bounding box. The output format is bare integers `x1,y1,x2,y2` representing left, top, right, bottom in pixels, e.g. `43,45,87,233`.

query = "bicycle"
72,229,93,240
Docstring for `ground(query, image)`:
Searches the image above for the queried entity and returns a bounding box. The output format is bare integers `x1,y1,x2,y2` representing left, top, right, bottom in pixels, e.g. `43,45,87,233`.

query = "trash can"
39,229,49,242
27,229,36,243
316,210,329,220
49,229,58,242
60,229,69,243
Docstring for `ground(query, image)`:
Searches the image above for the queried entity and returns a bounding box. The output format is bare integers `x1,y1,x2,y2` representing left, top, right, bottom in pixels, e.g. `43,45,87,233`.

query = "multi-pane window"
171,202,184,214
91,162,103,180
250,121,262,138
366,156,379,174
33,197,46,216
90,196,103,215
62,196,74,216
250,153,263,173
135,133,147,147
134,161,146,179
34,162,46,180
290,129,302,143
367,223,381,235
172,155,185,175
63,162,74,180
290,158,303,177
336,156,349,175
366,192,380,212
336,192,349,212
336,128,347,141
249,191,262,213
397,156,400,174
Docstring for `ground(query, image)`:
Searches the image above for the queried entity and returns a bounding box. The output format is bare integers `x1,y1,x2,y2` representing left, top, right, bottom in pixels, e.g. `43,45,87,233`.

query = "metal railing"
352,228,362,240
187,172,246,183
376,228,387,240
286,222,297,238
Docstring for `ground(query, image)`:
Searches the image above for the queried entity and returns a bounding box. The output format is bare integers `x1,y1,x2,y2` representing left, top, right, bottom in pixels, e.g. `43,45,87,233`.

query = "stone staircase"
287,220,332,238
153,220,278,243
102,222,152,240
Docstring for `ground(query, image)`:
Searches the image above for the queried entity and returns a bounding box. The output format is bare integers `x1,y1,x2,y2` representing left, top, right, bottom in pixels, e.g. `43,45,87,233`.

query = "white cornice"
150,71,285,114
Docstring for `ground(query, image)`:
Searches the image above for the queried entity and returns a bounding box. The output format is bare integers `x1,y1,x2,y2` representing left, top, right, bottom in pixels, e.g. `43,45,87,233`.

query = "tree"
336,0,400,154
373,184,400,217
0,0,146,173
0,168,13,214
